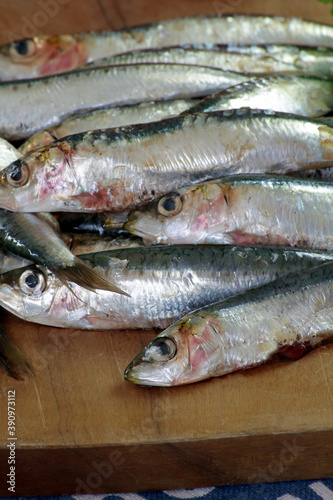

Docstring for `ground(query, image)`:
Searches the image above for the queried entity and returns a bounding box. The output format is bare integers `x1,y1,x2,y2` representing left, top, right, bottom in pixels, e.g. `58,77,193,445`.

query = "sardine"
68,233,144,256
189,74,333,118
0,245,333,330
0,35,86,81
2,15,333,80
83,44,333,75
18,99,196,155
20,73,333,155
3,110,333,213
0,64,249,140
0,137,22,168
125,261,333,386
125,174,333,250
0,210,128,295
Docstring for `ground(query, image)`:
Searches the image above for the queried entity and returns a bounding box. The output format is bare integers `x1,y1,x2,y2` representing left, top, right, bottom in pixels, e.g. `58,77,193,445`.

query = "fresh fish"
83,44,332,74
84,44,333,79
3,15,333,80
3,109,333,213
20,73,333,156
189,74,333,118
0,64,249,140
0,35,87,81
208,43,333,77
0,245,333,330
0,247,31,274
0,210,128,295
125,174,333,250
68,233,144,256
125,261,333,386
0,138,22,169
18,99,196,155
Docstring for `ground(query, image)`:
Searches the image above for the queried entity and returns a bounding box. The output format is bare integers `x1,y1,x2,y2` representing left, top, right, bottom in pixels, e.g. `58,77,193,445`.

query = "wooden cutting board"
0,0,333,496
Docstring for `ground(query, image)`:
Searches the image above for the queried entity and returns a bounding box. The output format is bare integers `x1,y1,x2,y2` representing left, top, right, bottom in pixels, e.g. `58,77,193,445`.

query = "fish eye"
157,193,182,217
146,337,177,363
6,161,29,187
9,39,37,60
14,40,29,55
19,269,46,295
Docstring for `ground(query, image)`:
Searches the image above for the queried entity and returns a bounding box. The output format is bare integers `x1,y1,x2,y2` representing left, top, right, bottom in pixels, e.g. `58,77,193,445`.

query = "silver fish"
125,174,333,250
0,137,22,168
189,74,333,118
0,210,128,295
2,109,333,213
2,15,333,80
125,261,333,386
0,245,332,330
0,35,87,81
18,99,196,155
0,64,248,140
68,233,144,256
83,44,332,74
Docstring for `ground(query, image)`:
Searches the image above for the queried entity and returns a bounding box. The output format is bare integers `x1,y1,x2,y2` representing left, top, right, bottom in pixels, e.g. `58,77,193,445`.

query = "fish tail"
55,256,131,296
0,325,35,379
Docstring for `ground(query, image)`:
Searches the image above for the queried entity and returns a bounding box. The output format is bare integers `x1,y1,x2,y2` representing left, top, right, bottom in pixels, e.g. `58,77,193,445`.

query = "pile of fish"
1,14,333,385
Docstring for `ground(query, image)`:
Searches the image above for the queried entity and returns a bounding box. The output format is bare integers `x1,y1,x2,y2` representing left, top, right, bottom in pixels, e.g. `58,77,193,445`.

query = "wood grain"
0,0,332,44
0,0,333,496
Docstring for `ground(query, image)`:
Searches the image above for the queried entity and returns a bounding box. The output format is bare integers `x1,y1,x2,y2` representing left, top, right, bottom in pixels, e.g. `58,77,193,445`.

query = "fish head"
0,265,53,319
0,35,86,80
124,313,223,386
0,143,77,211
125,181,227,244
0,264,86,325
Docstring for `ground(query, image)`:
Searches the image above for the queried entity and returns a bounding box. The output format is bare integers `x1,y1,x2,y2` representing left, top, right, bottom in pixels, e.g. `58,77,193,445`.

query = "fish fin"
80,253,128,271
0,325,34,379
55,256,130,297
36,212,62,234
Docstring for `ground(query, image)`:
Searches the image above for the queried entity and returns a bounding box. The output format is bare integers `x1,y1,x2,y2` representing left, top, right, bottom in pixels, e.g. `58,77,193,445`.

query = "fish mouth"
124,217,163,244
124,362,174,387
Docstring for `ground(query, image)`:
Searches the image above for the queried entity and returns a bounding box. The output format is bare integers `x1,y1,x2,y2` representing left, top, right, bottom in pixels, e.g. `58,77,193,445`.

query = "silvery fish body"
0,210,126,295
125,174,333,250
84,44,333,75
125,261,333,386
1,245,332,330
82,15,333,54
2,16,333,80
0,138,21,169
20,74,333,154
3,110,333,213
19,99,196,155
190,74,333,118
0,35,87,81
0,63,246,140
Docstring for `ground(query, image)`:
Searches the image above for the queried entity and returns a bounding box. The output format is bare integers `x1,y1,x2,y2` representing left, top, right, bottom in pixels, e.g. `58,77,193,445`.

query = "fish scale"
2,15,333,81
2,110,333,213
125,174,333,250
0,245,332,330
125,261,333,386
0,63,248,140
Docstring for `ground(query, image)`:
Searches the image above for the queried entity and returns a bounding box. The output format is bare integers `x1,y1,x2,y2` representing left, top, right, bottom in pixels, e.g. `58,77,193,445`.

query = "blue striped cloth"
3,478,333,500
